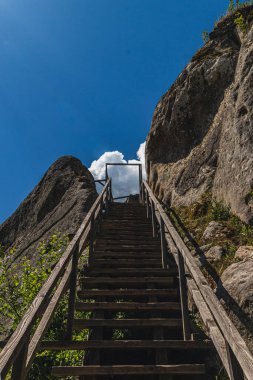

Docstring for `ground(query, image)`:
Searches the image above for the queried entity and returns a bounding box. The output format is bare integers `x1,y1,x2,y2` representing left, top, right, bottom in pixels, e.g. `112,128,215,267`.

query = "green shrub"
202,31,209,44
0,233,91,379
234,11,248,33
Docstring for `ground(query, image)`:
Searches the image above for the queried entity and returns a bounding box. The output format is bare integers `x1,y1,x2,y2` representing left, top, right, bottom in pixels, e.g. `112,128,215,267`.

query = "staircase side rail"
142,180,253,380
0,179,112,380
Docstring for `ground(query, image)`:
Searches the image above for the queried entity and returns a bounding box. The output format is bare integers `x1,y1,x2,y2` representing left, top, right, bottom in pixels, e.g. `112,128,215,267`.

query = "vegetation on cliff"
0,234,89,379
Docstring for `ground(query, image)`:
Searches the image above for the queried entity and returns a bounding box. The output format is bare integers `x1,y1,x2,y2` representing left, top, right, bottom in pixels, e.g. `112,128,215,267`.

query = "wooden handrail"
0,179,112,379
143,181,253,380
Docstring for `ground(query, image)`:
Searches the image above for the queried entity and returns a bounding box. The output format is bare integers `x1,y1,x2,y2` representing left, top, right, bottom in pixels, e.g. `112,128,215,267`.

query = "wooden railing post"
139,165,142,203
11,338,29,380
225,341,244,380
65,248,79,340
151,201,158,238
145,191,150,219
178,250,191,341
65,247,79,341
89,213,95,257
159,216,168,269
105,188,109,216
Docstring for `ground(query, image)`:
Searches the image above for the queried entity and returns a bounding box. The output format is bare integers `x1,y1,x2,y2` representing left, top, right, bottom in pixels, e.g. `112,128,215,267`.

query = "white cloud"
89,142,146,199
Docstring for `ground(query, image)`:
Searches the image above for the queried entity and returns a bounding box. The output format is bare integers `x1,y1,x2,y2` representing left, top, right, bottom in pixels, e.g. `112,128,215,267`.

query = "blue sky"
0,0,230,222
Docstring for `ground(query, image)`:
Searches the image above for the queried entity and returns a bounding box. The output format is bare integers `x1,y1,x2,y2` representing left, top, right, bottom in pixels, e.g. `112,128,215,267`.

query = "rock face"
146,6,253,224
0,156,97,262
217,252,253,352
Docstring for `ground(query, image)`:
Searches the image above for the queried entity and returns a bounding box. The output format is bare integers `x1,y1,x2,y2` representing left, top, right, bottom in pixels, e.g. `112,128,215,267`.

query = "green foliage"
234,11,248,33
228,0,235,12
0,233,69,332
211,202,231,221
201,31,209,44
227,0,253,13
0,233,93,379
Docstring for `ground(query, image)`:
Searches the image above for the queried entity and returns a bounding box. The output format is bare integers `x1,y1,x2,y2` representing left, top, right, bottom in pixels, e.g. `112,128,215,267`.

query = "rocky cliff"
146,5,253,224
0,156,97,262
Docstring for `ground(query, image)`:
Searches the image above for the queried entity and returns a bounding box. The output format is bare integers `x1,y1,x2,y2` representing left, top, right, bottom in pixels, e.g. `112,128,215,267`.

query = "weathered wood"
41,339,212,350
0,179,112,379
143,181,253,380
178,250,191,341
77,289,178,297
26,263,72,372
75,301,181,311
187,279,231,378
226,341,245,380
160,216,168,269
73,318,182,329
11,339,29,380
83,267,177,275
65,248,79,341
51,364,206,376
79,277,175,285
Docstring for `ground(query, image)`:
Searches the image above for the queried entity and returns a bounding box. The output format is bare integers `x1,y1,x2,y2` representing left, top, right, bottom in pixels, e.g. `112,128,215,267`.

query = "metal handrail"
0,178,112,380
142,180,253,380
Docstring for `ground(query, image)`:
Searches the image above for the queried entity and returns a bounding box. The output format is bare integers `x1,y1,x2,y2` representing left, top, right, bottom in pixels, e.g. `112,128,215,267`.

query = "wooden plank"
41,339,212,350
79,277,175,285
83,268,178,275
65,248,79,340
144,181,253,380
0,179,111,379
187,279,231,378
226,341,245,380
11,339,29,380
77,289,178,297
90,259,162,267
75,302,181,311
178,250,191,341
51,364,206,376
73,318,182,329
25,263,71,373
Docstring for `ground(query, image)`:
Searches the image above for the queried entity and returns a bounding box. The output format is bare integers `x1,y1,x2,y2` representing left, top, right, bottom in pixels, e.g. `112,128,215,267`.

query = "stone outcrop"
217,249,253,352
146,6,253,224
0,156,97,262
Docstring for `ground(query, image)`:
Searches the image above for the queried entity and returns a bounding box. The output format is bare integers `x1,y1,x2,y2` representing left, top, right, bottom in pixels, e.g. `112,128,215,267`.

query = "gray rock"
217,259,253,353
199,244,212,252
146,6,253,224
0,156,98,262
235,246,253,261
205,245,224,262
202,221,228,241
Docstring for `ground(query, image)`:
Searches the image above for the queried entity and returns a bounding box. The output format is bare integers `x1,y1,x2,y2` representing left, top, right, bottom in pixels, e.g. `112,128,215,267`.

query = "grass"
173,192,253,277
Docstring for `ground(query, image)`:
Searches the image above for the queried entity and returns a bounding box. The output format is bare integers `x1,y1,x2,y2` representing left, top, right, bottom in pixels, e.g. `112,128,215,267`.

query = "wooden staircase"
52,202,214,379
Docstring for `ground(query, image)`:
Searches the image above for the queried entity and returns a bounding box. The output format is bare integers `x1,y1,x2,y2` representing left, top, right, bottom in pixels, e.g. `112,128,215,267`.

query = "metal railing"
142,180,253,380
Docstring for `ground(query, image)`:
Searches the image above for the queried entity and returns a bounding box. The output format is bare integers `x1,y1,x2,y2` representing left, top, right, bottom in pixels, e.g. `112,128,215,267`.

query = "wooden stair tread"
52,364,206,375
73,318,182,328
77,289,178,297
42,339,212,350
79,277,175,284
75,301,181,311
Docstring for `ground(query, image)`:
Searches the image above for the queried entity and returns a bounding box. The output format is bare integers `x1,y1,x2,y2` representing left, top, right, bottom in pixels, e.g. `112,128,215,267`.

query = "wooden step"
94,247,161,252
83,268,178,276
95,241,160,246
98,232,160,242
92,253,161,259
79,277,175,285
73,318,182,329
75,301,181,311
42,339,212,350
52,364,206,376
90,259,162,267
77,289,178,298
